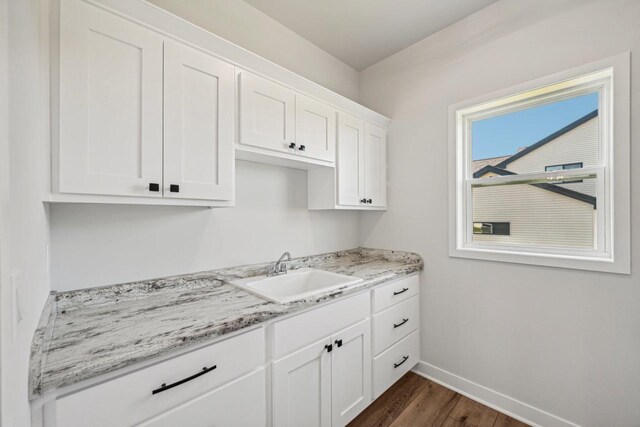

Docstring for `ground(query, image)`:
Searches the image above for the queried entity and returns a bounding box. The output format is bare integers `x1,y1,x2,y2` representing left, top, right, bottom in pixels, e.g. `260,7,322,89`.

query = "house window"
545,162,583,171
449,54,631,274
473,222,510,235
545,163,583,183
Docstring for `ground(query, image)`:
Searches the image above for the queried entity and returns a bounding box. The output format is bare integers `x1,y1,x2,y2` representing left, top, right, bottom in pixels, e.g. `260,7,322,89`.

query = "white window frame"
448,53,630,274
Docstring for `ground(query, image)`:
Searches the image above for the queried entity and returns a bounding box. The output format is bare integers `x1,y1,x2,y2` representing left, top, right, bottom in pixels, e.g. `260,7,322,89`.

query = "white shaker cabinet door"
295,95,336,162
163,40,234,201
238,71,295,153
336,113,365,206
273,337,332,427
58,0,164,197
363,123,387,207
331,319,372,427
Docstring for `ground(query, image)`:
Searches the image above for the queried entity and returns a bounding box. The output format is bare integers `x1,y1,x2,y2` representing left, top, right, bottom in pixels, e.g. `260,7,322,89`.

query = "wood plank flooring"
348,373,530,427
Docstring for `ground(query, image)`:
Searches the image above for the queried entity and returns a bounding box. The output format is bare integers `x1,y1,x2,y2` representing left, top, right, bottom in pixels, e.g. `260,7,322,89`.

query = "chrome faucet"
267,251,292,276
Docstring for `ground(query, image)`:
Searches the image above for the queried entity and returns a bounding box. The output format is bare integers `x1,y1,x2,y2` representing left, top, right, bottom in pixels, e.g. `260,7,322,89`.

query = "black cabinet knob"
298,145,306,151
325,344,333,353
289,142,296,149
335,339,343,348
360,198,366,203
149,183,159,192
170,184,180,193
367,199,372,204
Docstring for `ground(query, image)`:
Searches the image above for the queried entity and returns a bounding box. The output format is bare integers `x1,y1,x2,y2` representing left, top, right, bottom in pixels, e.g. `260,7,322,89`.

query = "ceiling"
244,0,498,71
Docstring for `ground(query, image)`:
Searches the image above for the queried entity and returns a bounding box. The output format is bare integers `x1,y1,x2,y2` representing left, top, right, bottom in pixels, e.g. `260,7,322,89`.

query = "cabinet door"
138,369,266,427
238,72,295,153
331,319,372,427
295,95,336,162
336,113,365,206
273,337,332,427
163,40,234,201
58,0,163,197
363,123,387,207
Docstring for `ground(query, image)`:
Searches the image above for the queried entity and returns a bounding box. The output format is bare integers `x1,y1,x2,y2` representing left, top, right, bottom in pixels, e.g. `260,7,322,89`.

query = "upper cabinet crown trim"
77,0,391,128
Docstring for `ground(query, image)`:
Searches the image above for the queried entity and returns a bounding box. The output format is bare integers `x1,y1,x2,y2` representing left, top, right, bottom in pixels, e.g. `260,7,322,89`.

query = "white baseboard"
412,361,580,427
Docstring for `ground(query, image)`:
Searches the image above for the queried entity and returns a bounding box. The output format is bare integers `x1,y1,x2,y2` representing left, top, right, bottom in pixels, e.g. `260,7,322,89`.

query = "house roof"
495,109,599,169
473,165,596,208
472,155,511,173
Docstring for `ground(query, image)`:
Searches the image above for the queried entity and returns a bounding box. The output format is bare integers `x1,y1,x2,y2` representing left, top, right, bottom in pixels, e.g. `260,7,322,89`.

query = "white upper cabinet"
54,0,235,206
52,0,388,207
238,71,296,153
295,95,336,162
363,123,387,207
308,113,387,210
336,113,365,206
163,40,234,201
58,0,164,198
238,71,337,166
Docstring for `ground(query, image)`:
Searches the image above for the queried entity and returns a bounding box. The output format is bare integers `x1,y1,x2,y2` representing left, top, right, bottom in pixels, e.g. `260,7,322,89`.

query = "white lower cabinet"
42,276,421,427
54,327,265,427
138,368,265,427
273,336,332,427
331,319,372,426
272,294,372,427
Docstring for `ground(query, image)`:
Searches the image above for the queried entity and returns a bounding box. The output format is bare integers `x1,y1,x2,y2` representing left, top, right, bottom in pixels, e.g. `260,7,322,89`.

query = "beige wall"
359,0,640,425
146,0,360,101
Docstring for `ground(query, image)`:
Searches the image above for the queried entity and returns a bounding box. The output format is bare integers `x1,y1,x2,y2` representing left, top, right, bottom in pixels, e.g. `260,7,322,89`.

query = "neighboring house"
472,110,598,249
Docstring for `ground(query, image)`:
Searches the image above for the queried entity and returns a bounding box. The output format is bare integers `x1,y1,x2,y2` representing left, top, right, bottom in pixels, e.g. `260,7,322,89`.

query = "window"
545,163,583,183
449,54,630,274
545,162,583,171
473,222,510,236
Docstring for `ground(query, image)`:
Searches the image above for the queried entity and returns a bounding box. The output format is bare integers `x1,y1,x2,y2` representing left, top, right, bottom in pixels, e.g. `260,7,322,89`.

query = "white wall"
0,0,51,426
51,161,360,290
146,0,360,101
358,0,639,426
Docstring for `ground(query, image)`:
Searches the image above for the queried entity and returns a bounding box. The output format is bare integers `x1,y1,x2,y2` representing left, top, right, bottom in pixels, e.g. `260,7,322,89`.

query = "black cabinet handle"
393,287,409,296
170,184,180,193
298,145,306,151
289,142,296,149
335,339,342,348
325,344,333,352
393,318,409,328
360,198,366,203
367,199,372,204
152,365,217,395
394,356,409,369
149,183,159,192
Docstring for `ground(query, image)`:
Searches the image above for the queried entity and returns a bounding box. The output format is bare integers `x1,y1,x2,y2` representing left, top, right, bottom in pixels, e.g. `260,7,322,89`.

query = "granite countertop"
29,247,423,399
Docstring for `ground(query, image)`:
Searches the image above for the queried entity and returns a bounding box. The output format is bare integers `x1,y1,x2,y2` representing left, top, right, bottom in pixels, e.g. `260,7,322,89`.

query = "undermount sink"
229,268,363,304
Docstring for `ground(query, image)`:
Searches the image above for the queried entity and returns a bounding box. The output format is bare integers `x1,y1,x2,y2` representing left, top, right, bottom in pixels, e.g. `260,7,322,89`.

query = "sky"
472,92,599,160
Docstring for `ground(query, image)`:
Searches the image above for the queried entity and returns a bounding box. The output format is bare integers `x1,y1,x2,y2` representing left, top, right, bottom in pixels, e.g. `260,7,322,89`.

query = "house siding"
473,182,596,249
505,116,598,196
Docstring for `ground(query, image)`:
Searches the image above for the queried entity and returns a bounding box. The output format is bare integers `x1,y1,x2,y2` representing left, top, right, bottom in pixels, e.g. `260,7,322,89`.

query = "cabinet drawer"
138,368,266,427
373,329,419,399
373,274,419,313
373,295,419,354
272,292,370,359
56,327,265,427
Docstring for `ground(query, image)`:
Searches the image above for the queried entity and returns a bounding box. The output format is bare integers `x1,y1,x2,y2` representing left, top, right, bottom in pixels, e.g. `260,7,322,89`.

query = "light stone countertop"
29,247,423,399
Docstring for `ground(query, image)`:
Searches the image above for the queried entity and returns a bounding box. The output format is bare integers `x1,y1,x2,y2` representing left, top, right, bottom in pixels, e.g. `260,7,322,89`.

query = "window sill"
449,245,629,274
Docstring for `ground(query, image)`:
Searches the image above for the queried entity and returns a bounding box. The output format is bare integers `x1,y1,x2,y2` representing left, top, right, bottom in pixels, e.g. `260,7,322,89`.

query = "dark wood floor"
349,372,530,427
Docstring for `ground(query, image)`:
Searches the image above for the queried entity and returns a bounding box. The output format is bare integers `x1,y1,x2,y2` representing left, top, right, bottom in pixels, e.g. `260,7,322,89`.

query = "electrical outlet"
11,270,23,341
